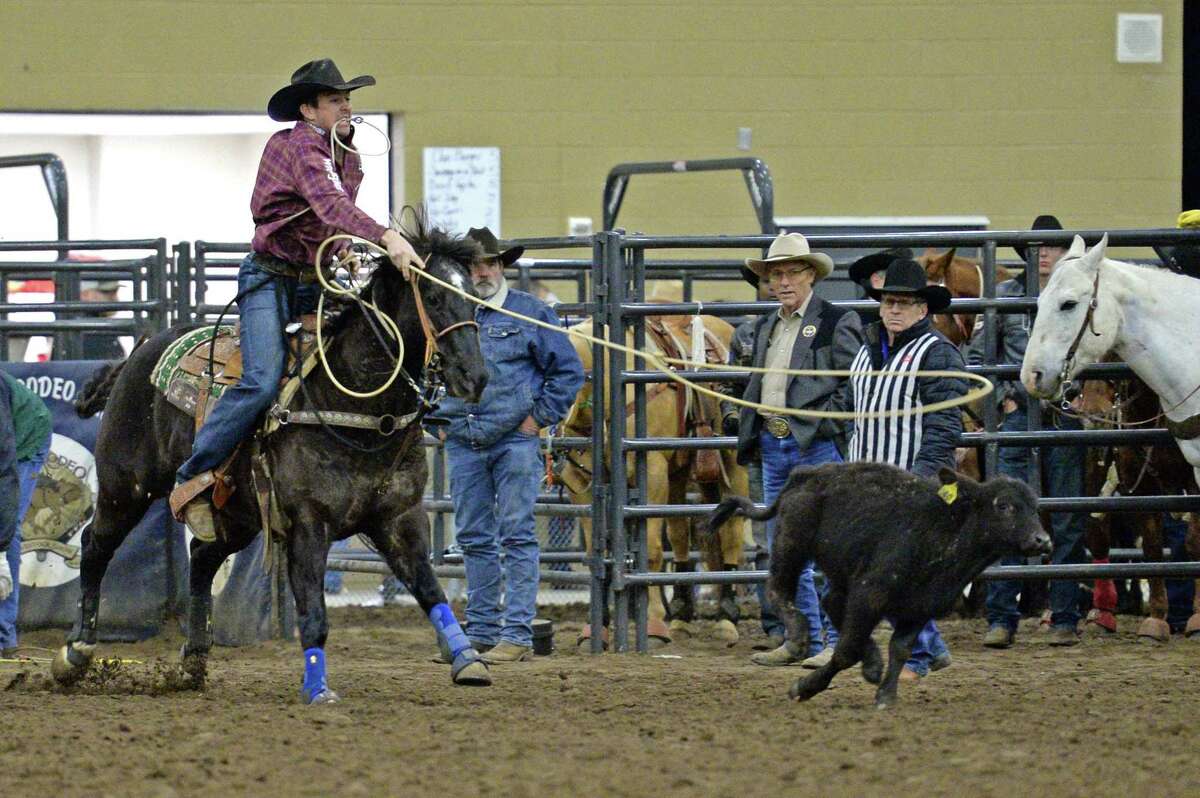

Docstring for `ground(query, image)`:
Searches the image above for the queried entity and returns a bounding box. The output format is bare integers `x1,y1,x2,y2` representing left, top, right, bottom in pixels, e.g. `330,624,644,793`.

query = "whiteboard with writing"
422,147,501,236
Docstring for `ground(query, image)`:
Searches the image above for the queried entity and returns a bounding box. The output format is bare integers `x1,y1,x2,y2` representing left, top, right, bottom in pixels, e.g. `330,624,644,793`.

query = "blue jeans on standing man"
0,430,51,649
446,428,542,647
177,254,317,483
986,404,1087,634
759,431,841,658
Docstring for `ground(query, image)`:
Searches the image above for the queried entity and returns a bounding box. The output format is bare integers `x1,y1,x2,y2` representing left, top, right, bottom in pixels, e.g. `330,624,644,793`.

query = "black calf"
710,462,1050,708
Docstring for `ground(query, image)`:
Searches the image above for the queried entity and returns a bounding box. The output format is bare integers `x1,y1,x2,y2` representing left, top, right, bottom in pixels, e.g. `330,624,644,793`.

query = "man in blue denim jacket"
438,227,584,662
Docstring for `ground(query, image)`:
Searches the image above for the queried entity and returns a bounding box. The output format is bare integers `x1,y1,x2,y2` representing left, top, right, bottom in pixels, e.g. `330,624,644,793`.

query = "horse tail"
75,358,129,418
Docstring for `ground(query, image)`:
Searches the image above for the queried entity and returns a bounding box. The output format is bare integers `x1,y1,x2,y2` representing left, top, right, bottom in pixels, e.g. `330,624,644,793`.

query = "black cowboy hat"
739,264,760,289
466,227,525,266
867,258,952,313
267,59,377,122
1013,214,1064,262
848,247,913,285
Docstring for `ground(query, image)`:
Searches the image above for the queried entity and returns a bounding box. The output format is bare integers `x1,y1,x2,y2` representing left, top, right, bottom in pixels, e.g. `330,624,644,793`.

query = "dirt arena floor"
4,605,1199,798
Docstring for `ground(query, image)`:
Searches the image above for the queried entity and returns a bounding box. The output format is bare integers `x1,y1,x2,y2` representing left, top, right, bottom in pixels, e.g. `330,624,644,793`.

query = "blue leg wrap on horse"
429,603,472,659
302,647,328,702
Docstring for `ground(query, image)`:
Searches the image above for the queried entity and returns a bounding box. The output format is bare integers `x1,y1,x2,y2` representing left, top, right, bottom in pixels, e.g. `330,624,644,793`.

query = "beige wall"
0,1,1182,240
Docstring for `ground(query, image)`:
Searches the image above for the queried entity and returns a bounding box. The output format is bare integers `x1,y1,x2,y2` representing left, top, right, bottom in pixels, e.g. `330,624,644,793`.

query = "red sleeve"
287,135,387,243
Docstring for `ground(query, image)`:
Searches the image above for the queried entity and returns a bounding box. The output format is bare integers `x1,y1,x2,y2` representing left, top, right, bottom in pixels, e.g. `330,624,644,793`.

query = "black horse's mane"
321,208,480,337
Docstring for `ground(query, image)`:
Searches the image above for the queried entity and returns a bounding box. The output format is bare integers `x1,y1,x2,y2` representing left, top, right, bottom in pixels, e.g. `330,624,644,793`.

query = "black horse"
51,215,492,702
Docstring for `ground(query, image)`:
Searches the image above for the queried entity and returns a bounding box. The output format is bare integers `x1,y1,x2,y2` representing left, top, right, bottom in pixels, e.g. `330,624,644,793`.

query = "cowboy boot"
170,477,217,543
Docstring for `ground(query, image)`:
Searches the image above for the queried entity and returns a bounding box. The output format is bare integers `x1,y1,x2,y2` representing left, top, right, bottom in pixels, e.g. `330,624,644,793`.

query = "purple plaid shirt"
250,121,388,270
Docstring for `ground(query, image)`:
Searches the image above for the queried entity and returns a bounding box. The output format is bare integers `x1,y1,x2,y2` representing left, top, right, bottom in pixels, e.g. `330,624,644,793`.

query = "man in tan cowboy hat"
171,59,425,542
734,232,864,667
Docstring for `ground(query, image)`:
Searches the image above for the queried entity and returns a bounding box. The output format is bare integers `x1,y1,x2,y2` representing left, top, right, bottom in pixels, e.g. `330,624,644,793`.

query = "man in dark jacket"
735,233,864,667
966,214,1087,649
847,248,912,326
842,258,967,679
438,227,584,663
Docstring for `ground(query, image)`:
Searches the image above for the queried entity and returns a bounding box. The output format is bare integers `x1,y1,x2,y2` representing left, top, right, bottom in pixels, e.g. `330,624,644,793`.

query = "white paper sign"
423,147,501,236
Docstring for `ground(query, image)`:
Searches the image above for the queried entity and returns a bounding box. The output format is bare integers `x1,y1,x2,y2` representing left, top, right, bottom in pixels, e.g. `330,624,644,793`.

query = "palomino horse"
1022,234,1200,638
1075,371,1198,641
553,311,749,646
53,216,495,700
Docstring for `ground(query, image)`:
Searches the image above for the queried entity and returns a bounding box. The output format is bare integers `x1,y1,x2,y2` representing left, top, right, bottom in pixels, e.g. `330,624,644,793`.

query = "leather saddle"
150,315,319,426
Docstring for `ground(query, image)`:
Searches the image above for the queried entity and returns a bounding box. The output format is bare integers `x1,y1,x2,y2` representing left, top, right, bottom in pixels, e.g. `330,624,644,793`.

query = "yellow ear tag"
937,483,958,505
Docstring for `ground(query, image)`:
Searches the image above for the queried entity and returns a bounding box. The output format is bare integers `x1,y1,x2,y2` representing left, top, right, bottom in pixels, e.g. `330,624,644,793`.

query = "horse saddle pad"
149,317,318,420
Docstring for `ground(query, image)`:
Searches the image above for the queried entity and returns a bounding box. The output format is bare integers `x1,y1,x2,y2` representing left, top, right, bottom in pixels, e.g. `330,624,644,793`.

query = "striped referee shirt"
848,327,942,471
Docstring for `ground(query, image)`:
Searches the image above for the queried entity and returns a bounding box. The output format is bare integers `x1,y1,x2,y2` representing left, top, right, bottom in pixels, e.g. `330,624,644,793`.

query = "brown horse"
917,248,1024,348
552,311,750,647
915,249,1027,482
1076,376,1200,641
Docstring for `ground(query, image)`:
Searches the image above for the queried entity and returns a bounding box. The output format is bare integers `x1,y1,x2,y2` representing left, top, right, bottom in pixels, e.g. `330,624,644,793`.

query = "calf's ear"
937,467,957,486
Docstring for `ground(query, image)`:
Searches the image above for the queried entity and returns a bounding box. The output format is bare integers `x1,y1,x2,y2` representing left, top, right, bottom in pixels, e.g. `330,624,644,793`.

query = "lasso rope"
330,115,391,158
310,236,406,398
313,235,994,420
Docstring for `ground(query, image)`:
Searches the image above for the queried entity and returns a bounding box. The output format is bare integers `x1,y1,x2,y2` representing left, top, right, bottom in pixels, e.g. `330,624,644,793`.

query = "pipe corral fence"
4,227,1200,653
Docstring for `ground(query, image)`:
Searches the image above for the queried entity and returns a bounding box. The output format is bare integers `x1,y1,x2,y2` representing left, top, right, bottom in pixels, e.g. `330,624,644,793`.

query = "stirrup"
170,475,218,543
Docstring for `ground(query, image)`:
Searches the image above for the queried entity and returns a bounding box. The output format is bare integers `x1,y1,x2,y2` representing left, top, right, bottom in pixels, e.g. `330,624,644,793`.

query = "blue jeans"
759,432,841,657
446,428,541,647
900,620,948,677
0,431,51,648
986,406,1087,632
178,254,318,482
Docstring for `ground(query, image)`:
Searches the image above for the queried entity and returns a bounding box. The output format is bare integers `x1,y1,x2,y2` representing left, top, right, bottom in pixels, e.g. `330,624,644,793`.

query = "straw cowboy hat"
867,259,952,313
466,227,525,266
744,233,834,283
267,59,377,122
1013,214,1063,262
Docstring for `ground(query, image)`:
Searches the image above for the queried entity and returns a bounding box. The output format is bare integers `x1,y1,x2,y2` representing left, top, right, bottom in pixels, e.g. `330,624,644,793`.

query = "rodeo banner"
1,361,293,644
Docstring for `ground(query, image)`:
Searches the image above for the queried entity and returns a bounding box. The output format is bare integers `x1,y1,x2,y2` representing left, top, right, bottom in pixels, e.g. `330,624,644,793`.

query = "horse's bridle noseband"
1056,270,1102,392
410,274,479,368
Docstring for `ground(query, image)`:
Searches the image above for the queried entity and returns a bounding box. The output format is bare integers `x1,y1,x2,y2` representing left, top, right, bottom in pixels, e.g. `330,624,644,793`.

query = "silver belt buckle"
766,416,791,439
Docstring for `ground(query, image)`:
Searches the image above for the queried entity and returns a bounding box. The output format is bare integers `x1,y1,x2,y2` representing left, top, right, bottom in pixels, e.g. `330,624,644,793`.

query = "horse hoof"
452,660,492,687
1185,614,1200,639
179,654,208,689
306,688,341,705
646,618,673,648
576,624,609,651
713,619,740,646
50,642,95,685
668,619,696,639
1136,617,1171,644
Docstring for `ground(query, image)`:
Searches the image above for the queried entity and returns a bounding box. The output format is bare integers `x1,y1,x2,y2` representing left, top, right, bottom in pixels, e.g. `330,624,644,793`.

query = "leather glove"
0,558,12,602
721,412,739,437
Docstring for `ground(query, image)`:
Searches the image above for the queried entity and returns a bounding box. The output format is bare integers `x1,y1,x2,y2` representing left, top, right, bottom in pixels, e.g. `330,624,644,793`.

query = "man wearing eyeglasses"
844,257,968,681
735,233,864,668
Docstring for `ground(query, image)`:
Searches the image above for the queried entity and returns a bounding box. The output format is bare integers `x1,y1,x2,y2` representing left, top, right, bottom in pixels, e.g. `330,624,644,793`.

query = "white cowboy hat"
744,233,834,282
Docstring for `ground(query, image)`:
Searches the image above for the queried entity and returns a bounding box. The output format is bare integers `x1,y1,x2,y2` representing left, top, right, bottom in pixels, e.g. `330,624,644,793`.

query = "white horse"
1021,233,1200,638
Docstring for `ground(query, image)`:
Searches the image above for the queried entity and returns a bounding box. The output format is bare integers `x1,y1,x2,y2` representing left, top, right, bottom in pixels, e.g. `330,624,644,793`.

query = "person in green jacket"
0,371,52,656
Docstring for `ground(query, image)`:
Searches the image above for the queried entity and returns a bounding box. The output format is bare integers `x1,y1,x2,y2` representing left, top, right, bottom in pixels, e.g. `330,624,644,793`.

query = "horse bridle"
1056,270,1102,392
410,275,479,368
